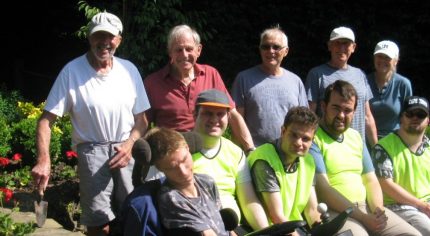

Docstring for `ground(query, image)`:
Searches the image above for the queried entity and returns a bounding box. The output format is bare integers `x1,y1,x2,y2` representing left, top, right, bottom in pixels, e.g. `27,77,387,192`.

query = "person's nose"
178,163,188,176
336,110,346,119
208,114,219,123
179,48,188,57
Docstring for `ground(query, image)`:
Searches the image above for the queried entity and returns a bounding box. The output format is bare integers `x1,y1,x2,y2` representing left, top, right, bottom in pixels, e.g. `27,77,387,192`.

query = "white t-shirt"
45,54,150,147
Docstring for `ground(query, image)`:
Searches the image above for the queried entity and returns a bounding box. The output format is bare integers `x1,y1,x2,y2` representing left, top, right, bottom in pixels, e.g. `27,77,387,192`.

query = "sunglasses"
260,44,286,52
405,110,428,119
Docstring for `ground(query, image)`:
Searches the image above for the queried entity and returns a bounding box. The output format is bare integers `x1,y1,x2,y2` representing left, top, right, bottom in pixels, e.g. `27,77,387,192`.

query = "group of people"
30,11,430,236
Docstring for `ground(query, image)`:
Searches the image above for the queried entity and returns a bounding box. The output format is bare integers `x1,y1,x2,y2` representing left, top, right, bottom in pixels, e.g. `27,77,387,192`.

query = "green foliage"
75,0,101,39
0,116,12,156
0,86,24,123
0,88,75,190
0,167,31,190
57,165,77,180
0,210,35,236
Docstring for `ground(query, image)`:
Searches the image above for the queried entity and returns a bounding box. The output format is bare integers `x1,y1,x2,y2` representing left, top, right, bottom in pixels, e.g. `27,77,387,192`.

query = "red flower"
0,187,13,202
66,151,78,160
12,153,22,161
0,157,9,167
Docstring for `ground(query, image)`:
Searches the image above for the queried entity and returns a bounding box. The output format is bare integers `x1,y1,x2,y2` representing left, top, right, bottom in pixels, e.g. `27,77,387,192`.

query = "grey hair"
260,26,288,48
167,24,201,51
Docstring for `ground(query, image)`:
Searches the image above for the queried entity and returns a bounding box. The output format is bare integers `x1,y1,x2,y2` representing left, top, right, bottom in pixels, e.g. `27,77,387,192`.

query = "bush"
0,116,12,156
0,88,75,192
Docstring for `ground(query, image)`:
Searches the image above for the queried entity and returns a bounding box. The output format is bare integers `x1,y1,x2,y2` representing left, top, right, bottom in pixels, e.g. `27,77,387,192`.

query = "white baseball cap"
88,11,123,36
329,26,355,42
373,40,399,59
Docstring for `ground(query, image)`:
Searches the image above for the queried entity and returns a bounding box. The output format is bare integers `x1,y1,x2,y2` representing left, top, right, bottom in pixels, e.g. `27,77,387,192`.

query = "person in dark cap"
31,11,150,235
192,89,269,233
372,95,430,235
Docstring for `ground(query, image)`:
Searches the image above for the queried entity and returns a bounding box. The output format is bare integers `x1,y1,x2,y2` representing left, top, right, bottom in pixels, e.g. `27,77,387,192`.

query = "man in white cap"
373,96,430,235
31,11,150,235
305,26,378,148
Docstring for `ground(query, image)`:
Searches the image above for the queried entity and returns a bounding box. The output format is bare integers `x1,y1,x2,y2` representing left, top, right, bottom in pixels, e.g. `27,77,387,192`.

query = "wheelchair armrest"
311,206,353,236
245,220,307,236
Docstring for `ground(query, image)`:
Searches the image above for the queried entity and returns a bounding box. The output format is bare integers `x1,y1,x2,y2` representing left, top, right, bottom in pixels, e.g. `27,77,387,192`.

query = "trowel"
34,191,48,227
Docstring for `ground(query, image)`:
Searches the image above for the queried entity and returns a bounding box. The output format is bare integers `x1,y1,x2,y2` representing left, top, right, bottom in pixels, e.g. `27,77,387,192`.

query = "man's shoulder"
237,65,260,76
308,63,329,72
196,63,220,75
281,68,302,80
221,137,243,153
306,63,331,80
63,54,87,68
144,65,169,84
347,64,364,71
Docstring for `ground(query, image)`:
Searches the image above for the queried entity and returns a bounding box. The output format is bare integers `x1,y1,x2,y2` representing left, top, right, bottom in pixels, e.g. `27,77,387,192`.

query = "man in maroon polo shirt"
144,24,255,152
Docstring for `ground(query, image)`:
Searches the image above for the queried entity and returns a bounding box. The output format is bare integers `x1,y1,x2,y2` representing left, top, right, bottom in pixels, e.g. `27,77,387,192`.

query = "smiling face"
259,33,288,69
88,31,122,62
194,106,229,138
280,123,315,160
328,39,356,67
374,53,397,74
168,32,202,74
321,90,356,137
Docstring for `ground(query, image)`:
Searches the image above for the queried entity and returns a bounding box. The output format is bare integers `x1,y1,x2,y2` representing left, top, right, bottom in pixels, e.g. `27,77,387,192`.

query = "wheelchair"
122,133,353,236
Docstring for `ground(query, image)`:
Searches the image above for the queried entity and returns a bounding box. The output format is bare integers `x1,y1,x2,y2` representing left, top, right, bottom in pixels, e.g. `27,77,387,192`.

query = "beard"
405,125,426,135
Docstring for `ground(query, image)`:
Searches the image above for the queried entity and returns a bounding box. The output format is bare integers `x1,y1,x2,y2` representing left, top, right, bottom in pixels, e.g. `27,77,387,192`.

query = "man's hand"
362,207,387,233
31,159,51,194
109,139,134,169
417,202,430,217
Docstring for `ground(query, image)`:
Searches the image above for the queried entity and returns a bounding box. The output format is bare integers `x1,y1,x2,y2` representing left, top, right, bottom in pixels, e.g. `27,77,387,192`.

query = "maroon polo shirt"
144,63,235,131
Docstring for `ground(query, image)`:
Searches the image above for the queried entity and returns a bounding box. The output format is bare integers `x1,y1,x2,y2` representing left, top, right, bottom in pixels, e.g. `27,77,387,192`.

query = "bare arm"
362,172,384,212
303,187,321,227
379,177,430,217
237,181,269,230
315,173,382,229
260,191,287,224
32,111,58,194
109,112,149,169
365,101,378,147
229,108,255,151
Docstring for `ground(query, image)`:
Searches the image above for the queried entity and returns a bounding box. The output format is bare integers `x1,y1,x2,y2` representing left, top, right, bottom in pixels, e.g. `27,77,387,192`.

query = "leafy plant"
0,166,32,190
0,115,12,156
0,209,35,236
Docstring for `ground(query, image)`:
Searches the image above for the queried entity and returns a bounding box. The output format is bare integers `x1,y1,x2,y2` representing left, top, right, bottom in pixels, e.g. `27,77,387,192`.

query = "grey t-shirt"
157,173,229,236
305,63,372,141
232,65,308,146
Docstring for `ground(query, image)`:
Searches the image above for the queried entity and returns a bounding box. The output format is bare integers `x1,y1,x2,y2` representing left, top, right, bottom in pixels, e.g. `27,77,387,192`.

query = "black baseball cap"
402,96,429,115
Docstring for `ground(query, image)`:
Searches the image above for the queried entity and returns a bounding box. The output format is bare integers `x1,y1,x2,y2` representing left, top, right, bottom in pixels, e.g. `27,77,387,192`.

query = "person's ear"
281,126,286,135
196,44,202,57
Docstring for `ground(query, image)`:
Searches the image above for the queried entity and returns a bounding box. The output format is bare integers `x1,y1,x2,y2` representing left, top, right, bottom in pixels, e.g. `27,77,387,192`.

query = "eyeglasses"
260,44,286,52
405,110,428,119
